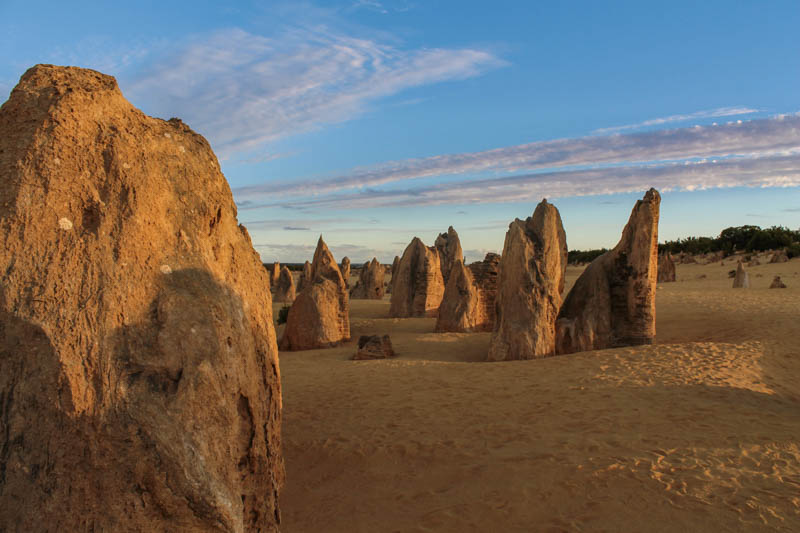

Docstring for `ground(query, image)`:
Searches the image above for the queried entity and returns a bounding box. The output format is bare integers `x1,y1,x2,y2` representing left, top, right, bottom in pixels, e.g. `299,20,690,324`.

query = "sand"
276,258,800,532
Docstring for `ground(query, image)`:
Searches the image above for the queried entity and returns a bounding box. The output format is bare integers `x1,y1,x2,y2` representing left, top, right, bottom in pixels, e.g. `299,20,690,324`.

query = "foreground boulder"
350,258,386,299
297,260,312,291
434,226,464,285
488,200,567,360
436,253,501,333
341,256,351,287
733,262,750,288
657,252,676,282
389,237,445,317
352,335,396,360
556,189,660,354
0,65,283,531
769,275,787,289
280,237,350,350
274,265,296,303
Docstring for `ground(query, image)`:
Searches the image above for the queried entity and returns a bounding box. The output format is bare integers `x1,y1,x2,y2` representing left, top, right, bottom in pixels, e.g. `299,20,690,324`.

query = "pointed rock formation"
389,238,445,317
274,265,296,303
769,275,787,289
436,253,501,333
388,255,400,294
657,251,676,282
280,237,350,350
732,262,750,288
352,335,396,360
341,256,351,288
350,258,386,299
271,261,281,287
556,189,660,355
488,200,568,361
0,65,282,532
297,260,312,292
434,226,464,285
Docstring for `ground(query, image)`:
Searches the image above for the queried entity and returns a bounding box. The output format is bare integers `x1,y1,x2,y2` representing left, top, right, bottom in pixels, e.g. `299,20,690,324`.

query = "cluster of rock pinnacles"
0,64,666,530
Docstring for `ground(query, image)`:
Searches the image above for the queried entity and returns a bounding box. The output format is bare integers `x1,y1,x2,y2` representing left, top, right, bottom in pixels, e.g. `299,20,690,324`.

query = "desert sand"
276,258,800,532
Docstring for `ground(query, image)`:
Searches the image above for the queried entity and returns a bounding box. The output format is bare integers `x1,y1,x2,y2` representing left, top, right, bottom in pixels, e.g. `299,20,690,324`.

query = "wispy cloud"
126,27,504,157
234,113,800,198
592,106,761,134
244,151,800,210
283,226,311,231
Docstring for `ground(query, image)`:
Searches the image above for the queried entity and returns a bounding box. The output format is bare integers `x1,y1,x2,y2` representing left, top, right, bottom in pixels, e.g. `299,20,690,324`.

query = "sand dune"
277,259,800,532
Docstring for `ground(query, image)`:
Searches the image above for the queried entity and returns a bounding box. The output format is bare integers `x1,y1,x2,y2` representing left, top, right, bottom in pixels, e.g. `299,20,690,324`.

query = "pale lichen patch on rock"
58,217,73,230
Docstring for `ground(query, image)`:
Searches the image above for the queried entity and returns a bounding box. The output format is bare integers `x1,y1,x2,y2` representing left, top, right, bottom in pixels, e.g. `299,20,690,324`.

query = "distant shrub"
567,248,608,265
787,243,800,259
277,305,291,325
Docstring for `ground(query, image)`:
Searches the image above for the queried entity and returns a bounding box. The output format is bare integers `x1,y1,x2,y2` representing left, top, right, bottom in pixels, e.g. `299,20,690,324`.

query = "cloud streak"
234,113,800,198
127,27,504,157
592,106,761,134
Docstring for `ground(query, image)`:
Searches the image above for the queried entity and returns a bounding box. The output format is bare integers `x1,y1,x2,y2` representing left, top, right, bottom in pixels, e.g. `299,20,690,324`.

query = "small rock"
769,276,787,289
352,335,396,360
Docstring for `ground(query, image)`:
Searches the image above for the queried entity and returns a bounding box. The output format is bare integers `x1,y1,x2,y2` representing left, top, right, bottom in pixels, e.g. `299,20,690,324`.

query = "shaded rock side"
435,253,501,333
389,237,445,317
488,200,568,361
352,335,396,360
556,189,660,355
388,255,400,294
341,256,351,288
733,262,750,288
279,236,350,350
274,265,296,303
0,65,283,532
769,275,787,289
297,260,312,292
657,252,676,283
350,258,386,299
434,226,464,285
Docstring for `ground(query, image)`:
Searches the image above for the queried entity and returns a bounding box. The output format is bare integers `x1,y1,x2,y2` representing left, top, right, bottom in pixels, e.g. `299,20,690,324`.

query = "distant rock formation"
436,253,501,333
389,237,445,317
657,252,676,283
274,265,296,303
271,261,281,287
388,255,400,294
297,260,312,291
350,258,386,299
434,226,464,285
280,236,350,350
0,65,282,531
678,252,697,264
352,335,396,360
733,262,750,288
488,200,568,361
769,275,787,288
341,256,351,287
769,250,789,263
556,189,660,354
748,258,761,267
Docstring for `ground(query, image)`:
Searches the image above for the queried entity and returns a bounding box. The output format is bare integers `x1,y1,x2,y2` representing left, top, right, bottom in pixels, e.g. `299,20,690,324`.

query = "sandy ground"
275,257,800,532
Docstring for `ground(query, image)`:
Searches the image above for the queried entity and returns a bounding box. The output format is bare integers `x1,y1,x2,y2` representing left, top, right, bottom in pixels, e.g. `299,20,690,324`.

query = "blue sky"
2,0,799,263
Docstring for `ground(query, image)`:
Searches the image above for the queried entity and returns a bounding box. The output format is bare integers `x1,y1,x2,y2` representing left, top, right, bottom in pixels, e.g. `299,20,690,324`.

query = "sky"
2,0,799,263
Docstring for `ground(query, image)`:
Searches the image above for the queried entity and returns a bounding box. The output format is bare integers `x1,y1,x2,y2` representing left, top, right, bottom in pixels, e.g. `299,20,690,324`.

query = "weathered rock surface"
297,260,312,291
733,262,750,288
436,253,501,333
274,265,296,303
388,255,400,294
769,275,787,289
352,335,396,360
434,226,464,285
280,237,350,350
769,250,789,263
389,238,445,317
556,189,660,355
0,65,283,532
488,200,568,361
341,256,351,288
350,258,386,299
657,252,676,283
